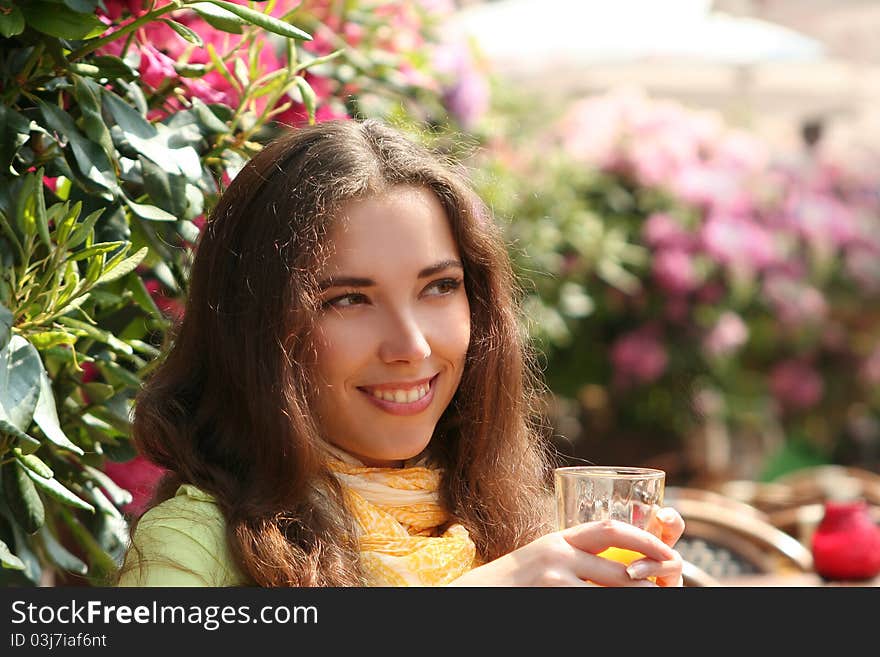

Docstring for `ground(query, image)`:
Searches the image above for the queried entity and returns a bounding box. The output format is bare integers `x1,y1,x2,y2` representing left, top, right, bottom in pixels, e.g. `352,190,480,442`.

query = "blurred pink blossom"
770,360,824,410
782,190,858,249
701,214,778,273
652,249,700,295
861,345,880,386
844,246,880,294
762,275,828,326
610,326,668,387
642,212,694,251
703,311,748,358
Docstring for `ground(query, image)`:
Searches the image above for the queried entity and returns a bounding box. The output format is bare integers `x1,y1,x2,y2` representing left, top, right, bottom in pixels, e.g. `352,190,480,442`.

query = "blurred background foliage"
2,0,878,586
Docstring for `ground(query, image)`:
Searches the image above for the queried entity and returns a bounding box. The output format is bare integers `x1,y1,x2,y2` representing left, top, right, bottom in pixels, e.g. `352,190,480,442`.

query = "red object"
811,499,880,581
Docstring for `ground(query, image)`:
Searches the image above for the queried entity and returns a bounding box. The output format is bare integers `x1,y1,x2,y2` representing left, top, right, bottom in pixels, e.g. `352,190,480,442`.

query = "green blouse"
116,484,246,587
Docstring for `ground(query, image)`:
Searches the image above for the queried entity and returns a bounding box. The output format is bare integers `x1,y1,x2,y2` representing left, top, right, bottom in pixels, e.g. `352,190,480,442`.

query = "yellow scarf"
322,442,478,586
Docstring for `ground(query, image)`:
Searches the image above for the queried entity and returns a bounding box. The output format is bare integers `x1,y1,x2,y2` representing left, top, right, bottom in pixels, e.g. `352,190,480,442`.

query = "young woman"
115,119,684,587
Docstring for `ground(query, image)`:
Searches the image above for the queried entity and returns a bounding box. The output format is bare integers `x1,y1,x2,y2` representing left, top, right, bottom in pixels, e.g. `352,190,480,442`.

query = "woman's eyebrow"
318,260,463,291
417,259,463,279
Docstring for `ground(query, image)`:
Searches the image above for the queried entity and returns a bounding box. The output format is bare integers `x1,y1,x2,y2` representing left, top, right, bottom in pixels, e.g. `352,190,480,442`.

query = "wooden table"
720,572,880,587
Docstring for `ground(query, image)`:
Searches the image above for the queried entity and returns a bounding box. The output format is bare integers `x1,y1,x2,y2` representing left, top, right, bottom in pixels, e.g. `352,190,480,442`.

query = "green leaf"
0,418,40,453
53,200,81,248
34,99,119,196
25,469,95,512
141,156,188,216
103,91,182,173
33,366,84,454
56,316,134,355
122,196,177,222
0,105,31,172
163,18,203,46
14,171,38,240
67,207,104,250
190,2,245,33
125,272,162,318
0,301,11,350
88,55,139,83
95,359,140,390
61,0,100,14
68,240,124,262
13,450,53,479
81,463,133,507
0,537,25,570
0,2,24,38
97,245,147,285
26,330,78,350
194,0,311,40
2,461,45,534
19,2,105,39
82,382,115,403
0,335,43,432
57,507,115,580
83,482,123,520
294,76,317,125
38,526,87,575
188,97,229,134
72,77,115,164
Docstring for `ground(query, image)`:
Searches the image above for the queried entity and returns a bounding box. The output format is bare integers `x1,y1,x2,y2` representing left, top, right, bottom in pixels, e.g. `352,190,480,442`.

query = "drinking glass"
554,466,666,569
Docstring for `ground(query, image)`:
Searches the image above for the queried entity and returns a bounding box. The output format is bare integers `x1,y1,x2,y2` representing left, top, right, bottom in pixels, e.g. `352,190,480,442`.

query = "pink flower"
610,326,668,387
139,44,178,91
103,456,166,517
762,275,828,327
669,162,753,215
701,214,778,273
845,246,880,294
782,190,857,249
652,249,700,295
769,360,824,411
860,344,880,386
642,212,693,251
703,311,748,358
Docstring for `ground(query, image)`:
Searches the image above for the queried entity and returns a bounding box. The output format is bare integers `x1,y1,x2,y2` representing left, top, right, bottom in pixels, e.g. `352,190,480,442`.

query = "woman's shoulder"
117,484,245,587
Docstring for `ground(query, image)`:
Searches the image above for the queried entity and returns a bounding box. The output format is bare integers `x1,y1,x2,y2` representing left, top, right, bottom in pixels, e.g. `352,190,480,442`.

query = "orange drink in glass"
554,466,665,583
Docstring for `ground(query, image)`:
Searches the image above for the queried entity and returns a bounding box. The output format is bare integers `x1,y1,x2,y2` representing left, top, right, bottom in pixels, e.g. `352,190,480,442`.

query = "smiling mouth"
358,375,438,404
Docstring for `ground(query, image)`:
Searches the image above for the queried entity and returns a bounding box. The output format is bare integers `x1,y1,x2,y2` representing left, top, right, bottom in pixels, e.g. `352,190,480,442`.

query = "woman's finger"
626,553,685,587
561,519,678,563
655,507,686,547
558,540,658,587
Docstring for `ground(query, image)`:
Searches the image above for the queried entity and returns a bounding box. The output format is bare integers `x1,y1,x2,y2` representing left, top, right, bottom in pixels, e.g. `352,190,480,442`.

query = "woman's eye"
324,292,368,309
425,277,463,296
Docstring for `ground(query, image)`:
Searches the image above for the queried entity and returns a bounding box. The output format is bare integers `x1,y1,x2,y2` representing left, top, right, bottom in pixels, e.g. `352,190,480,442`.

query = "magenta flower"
642,212,694,251
701,213,778,273
610,326,668,387
652,248,700,295
769,360,824,411
103,456,166,517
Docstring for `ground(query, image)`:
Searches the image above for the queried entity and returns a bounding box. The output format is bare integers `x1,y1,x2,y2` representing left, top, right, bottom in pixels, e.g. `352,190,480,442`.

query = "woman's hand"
449,507,685,587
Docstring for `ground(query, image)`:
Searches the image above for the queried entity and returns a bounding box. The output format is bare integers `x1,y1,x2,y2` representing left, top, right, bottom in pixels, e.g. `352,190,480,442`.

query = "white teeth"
367,382,430,403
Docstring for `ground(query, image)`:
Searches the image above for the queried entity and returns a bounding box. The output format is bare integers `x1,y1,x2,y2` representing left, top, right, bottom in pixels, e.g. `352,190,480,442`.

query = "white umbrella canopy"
452,0,825,75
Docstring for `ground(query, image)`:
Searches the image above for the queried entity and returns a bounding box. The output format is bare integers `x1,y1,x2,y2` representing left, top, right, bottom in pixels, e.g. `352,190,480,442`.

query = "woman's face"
310,185,471,467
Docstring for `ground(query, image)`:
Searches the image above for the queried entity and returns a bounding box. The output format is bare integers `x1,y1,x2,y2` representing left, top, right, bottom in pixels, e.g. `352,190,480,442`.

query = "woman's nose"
378,311,432,363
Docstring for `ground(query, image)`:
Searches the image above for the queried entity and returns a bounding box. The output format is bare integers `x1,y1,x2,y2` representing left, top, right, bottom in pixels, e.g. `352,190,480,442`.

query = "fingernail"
657,508,675,524
626,563,654,580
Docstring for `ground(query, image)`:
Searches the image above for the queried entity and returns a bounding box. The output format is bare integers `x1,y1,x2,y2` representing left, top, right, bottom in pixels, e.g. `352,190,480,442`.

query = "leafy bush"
0,0,477,585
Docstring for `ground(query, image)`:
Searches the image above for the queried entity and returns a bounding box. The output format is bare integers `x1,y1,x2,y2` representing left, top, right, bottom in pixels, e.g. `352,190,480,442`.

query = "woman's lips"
358,374,438,416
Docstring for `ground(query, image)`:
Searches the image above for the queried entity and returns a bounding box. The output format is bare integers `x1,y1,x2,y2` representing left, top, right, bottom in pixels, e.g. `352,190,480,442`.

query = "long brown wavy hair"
116,118,554,586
